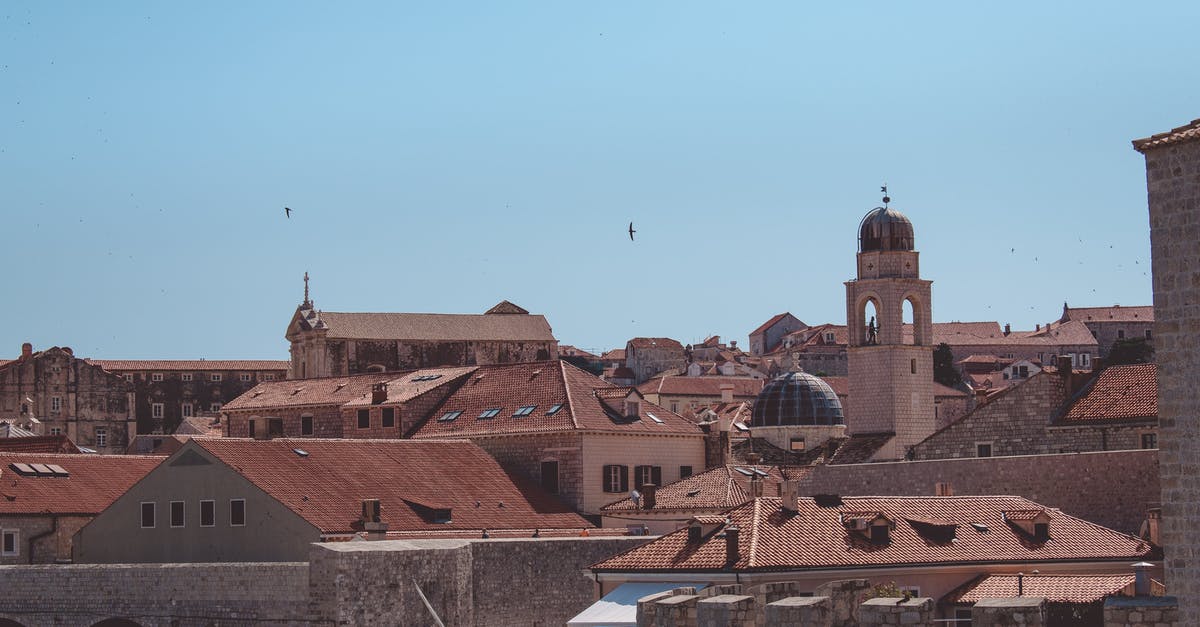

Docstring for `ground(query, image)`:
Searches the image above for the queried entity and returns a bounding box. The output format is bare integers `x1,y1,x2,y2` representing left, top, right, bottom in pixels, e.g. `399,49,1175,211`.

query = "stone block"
972,597,1046,626
765,596,832,627
697,594,755,627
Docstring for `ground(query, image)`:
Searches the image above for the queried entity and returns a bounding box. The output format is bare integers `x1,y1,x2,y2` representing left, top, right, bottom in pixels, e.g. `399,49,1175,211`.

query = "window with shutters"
602,465,629,493
634,465,662,488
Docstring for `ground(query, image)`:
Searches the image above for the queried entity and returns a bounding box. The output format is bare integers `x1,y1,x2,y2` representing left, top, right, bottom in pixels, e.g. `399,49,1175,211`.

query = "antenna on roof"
881,183,890,208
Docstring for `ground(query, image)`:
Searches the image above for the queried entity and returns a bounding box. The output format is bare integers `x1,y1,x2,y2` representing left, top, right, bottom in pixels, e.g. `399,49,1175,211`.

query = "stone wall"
224,404,344,438
798,449,1159,534
471,432,584,511
0,515,92,565
1104,595,1178,626
120,368,284,435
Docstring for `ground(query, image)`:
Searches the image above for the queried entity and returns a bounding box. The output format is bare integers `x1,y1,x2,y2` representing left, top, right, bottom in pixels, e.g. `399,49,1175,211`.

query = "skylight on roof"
647,412,664,424
438,410,463,422
478,408,501,419
513,405,536,417
412,374,443,382
292,448,309,457
546,404,564,415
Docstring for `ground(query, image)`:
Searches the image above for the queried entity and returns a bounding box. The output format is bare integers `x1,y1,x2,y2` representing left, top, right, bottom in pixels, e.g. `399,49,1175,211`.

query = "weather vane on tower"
881,183,890,208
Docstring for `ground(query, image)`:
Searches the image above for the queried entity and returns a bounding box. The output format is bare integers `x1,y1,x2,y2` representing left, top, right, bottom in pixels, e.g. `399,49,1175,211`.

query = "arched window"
860,297,881,345
904,296,924,345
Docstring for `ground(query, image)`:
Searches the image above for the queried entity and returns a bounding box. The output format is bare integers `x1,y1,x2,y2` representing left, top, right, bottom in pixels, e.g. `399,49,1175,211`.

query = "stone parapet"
858,596,934,625
765,596,832,627
972,597,1046,626
697,594,756,627
1104,595,1178,627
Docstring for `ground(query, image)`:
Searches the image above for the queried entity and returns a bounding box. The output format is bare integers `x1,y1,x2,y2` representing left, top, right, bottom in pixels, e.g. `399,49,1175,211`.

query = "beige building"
623,337,686,384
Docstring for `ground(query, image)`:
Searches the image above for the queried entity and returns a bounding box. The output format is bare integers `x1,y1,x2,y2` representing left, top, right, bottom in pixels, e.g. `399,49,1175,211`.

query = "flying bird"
628,222,636,241
285,207,292,218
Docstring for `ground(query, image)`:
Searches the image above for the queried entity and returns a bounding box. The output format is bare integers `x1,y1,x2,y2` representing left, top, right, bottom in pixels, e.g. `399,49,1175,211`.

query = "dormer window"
870,522,890,544
624,400,640,418
842,511,894,544
1003,509,1052,541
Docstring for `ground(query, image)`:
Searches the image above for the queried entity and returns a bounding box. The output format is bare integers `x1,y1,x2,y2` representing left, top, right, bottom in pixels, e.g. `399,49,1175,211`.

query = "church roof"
297,310,556,342
1133,118,1200,153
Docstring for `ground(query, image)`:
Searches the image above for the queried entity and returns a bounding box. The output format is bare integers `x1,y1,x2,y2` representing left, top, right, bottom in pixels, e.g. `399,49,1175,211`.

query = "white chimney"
720,383,734,404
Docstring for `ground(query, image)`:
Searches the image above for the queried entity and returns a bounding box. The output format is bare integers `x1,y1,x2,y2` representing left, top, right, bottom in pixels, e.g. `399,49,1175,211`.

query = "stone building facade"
748,312,806,356
1135,117,1200,623
1061,304,1154,358
89,360,288,435
0,344,134,453
624,337,687,384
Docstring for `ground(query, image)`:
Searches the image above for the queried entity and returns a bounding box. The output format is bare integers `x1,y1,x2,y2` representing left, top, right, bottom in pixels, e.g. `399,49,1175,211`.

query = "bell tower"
845,190,936,459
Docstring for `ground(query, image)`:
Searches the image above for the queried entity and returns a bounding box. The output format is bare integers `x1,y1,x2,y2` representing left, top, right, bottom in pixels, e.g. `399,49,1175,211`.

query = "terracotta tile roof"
602,465,810,512
818,376,849,396
750,313,796,337
958,354,1008,365
638,376,765,398
933,322,1006,343
409,361,702,438
1060,364,1156,423
0,434,82,454
942,573,1137,604
590,495,1157,573
342,367,478,407
191,437,590,534
1133,118,1200,153
826,433,894,464
300,310,556,341
1063,305,1154,323
601,349,626,362
0,453,161,514
559,345,601,360
1012,320,1099,346
933,382,969,398
173,416,223,437
89,359,289,371
627,337,684,351
222,372,403,411
731,437,833,466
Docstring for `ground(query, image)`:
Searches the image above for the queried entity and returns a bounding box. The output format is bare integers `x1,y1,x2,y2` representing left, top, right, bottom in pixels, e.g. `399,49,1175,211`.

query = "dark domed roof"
750,371,844,427
859,207,914,252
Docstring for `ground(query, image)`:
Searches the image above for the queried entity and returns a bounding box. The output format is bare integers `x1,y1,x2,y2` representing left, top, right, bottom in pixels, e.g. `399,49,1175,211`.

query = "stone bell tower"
845,191,936,459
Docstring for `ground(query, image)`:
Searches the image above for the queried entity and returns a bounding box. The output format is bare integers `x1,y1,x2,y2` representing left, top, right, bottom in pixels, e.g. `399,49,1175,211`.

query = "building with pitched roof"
73,437,593,563
588,493,1159,613
0,452,162,563
286,278,558,379
624,338,686,384
636,376,764,416
1060,303,1154,359
748,312,806,356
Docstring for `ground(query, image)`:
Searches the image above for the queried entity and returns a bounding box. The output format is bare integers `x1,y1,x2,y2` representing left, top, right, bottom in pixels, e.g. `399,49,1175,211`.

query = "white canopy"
567,582,707,627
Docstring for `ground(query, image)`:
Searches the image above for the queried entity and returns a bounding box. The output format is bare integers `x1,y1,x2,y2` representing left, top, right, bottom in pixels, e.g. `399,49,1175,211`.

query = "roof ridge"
559,360,581,430
746,498,763,568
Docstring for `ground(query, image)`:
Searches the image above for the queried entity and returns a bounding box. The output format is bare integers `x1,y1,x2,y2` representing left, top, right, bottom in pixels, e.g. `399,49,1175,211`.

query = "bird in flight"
628,222,636,241
285,207,292,219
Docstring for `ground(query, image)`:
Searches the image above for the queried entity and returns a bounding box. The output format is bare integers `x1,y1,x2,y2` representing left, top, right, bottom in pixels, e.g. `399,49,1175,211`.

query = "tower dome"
858,207,914,252
750,371,844,427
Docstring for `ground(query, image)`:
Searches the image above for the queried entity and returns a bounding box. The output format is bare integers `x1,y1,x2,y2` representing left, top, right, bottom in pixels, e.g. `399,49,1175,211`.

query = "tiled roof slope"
602,465,811,512
343,367,478,407
942,573,1137,604
628,337,684,350
590,496,1156,573
1060,364,1156,423
1063,305,1154,323
192,438,588,534
0,453,161,514
0,434,82,454
308,311,555,341
1133,119,1200,153
89,360,289,371
638,376,764,397
222,372,406,411
601,349,626,361
826,433,894,464
750,313,795,337
174,417,223,437
410,361,701,438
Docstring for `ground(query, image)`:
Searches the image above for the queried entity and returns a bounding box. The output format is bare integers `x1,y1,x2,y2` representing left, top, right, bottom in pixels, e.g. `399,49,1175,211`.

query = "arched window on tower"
904,296,925,346
861,298,881,345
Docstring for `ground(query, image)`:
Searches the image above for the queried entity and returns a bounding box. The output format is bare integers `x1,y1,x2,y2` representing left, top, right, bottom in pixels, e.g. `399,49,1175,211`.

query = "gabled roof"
637,376,764,398
188,438,589,534
600,349,626,362
0,453,161,514
1062,305,1154,324
295,309,555,342
89,360,289,372
627,337,684,351
1059,364,1156,424
0,434,82,454
409,362,701,438
222,372,402,411
601,465,804,512
1133,119,1200,153
590,495,1157,573
942,573,1140,604
559,345,601,360
750,313,800,337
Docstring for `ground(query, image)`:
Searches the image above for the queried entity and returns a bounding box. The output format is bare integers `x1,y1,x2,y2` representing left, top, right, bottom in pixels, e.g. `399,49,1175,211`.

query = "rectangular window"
200,500,215,527
1,530,17,556
152,403,164,419
1146,329,1153,340
790,437,806,451
141,502,156,528
170,501,185,528
910,359,917,374
181,403,193,418
1117,329,1126,340
301,415,314,435
151,373,163,382
51,396,61,412
95,428,107,448
357,409,370,429
602,465,629,493
230,499,246,526
976,442,993,458
1142,433,1158,449
263,374,277,381
541,460,559,494
679,466,693,479
124,374,134,382
181,373,193,382
268,418,284,437
634,465,662,488
670,401,679,413
210,402,222,412
381,408,395,428
49,427,62,436
240,373,252,382
211,374,222,382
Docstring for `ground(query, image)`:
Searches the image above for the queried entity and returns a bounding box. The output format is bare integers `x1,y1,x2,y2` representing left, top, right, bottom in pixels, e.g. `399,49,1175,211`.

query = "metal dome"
750,371,844,427
858,207,914,252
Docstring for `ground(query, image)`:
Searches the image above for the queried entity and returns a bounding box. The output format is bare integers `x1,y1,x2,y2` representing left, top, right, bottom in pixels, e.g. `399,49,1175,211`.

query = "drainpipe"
27,515,58,564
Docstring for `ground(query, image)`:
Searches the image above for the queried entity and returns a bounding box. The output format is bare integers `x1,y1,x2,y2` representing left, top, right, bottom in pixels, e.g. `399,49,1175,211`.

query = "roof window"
438,410,463,422
478,408,502,419
513,405,536,417
292,448,309,457
546,404,564,415
412,374,443,382
647,412,664,424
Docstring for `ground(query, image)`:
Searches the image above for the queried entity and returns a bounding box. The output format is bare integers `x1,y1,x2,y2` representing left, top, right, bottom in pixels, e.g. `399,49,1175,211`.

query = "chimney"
730,340,737,349
1134,562,1154,596
1035,323,1041,331
1017,572,1024,596
749,476,764,498
371,383,388,404
1145,508,1162,546
20,342,32,359
641,483,657,510
725,525,740,563
1004,323,1011,336
780,479,799,513
361,498,388,539
1057,355,1073,379
935,482,954,496
720,383,734,404
62,347,72,357
703,418,732,469
746,452,762,465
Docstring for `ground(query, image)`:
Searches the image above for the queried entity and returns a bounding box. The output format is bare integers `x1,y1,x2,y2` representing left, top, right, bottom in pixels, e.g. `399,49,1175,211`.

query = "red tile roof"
222,372,405,411
191,438,589,534
173,416,223,437
750,313,796,337
1133,119,1200,153
1060,364,1156,423
89,359,289,371
638,376,764,398
826,433,894,465
590,495,1157,573
342,367,478,407
1063,305,1154,323
410,362,701,438
602,465,810,512
0,453,162,514
299,310,555,342
0,434,82,454
942,573,1138,604
601,349,626,362
627,337,685,351
559,345,601,360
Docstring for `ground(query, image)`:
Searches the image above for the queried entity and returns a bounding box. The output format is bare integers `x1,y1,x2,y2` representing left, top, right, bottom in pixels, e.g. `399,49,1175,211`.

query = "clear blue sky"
1,2,1194,359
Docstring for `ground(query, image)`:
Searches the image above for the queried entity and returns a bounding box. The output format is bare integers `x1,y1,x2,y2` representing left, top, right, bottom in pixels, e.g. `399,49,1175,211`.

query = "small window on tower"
911,359,917,374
